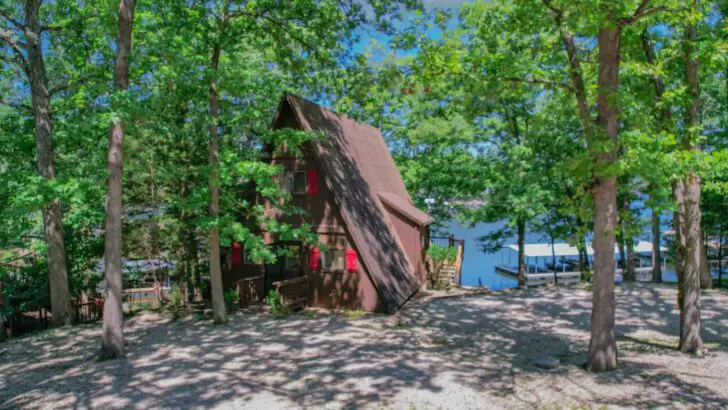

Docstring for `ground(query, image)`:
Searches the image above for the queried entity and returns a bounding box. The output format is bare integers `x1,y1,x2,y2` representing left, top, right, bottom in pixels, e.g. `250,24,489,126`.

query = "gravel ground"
1,283,727,409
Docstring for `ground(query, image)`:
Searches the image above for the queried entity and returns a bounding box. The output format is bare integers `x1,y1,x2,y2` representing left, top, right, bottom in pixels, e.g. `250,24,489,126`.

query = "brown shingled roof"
280,93,426,313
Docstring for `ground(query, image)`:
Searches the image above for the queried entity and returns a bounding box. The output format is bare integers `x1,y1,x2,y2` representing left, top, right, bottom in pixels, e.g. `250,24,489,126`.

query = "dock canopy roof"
506,241,666,258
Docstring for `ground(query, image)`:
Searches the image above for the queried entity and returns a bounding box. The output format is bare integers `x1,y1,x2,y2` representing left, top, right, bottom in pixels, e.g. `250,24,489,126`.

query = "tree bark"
617,227,626,271
24,0,74,327
625,235,636,281
673,181,686,308
586,24,621,373
517,218,526,288
719,228,723,287
677,16,704,354
100,0,136,359
699,235,711,289
641,30,669,284
651,208,662,282
208,42,227,324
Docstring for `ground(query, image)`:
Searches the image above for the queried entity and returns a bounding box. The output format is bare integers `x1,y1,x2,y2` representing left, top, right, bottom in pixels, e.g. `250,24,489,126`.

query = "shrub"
344,308,366,320
427,244,459,290
168,285,183,307
265,290,290,317
224,289,239,310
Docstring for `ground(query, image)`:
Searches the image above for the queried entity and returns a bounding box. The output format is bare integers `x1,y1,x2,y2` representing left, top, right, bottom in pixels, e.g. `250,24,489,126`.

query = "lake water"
445,221,542,290
445,221,687,291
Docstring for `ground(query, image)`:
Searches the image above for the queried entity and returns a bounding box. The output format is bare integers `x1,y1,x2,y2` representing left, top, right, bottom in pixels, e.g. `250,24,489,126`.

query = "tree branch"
0,28,29,75
0,97,32,112
0,8,24,30
619,1,678,26
49,73,103,96
540,0,563,19
502,76,575,93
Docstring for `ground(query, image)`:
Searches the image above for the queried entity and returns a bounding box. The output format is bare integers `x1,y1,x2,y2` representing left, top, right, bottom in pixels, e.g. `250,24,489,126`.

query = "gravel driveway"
1,283,727,409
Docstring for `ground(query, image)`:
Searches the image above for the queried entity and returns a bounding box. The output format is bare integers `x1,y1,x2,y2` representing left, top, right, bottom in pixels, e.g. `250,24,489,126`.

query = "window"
284,245,301,271
321,249,346,271
280,170,307,195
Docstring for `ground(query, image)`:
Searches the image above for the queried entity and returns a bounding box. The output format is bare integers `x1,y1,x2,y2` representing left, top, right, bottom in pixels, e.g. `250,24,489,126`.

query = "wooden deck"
495,265,629,286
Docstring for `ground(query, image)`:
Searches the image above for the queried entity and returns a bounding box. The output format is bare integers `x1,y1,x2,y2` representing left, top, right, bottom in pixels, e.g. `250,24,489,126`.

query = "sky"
351,0,467,59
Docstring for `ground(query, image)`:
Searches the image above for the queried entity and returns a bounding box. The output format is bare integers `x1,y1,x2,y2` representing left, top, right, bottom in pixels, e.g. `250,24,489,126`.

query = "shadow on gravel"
1,283,726,408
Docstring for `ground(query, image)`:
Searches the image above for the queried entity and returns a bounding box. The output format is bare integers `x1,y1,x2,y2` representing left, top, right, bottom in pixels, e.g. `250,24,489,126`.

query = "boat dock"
495,265,582,286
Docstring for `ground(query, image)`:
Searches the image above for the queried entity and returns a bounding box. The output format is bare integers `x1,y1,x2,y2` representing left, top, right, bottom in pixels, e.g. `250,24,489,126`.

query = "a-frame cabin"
222,94,433,313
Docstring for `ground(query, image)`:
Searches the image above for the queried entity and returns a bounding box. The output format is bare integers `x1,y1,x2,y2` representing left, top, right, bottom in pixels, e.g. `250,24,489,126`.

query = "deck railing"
272,276,309,310
237,275,264,308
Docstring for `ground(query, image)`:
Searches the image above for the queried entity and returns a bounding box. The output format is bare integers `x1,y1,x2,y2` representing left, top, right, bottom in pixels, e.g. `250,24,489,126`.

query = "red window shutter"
309,247,321,270
346,248,358,272
231,243,242,265
307,168,318,196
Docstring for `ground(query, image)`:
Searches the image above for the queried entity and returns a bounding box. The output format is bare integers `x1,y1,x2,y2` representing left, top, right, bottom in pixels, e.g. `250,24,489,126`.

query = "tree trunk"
642,30,670,285
719,228,723,287
23,0,74,327
517,218,526,288
651,208,662,283
100,0,136,359
586,24,621,373
208,43,227,324
578,235,588,277
677,17,703,354
673,182,686,308
680,175,703,353
625,235,636,281
617,227,626,271
699,235,711,289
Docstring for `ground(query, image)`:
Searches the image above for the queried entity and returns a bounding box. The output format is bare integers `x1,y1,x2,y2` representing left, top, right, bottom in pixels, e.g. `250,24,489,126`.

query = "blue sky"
352,0,468,57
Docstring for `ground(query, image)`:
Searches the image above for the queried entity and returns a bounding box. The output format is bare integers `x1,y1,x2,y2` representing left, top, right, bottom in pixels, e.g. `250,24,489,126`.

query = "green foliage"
224,289,239,310
344,308,366,320
168,286,183,308
265,290,290,317
427,245,457,263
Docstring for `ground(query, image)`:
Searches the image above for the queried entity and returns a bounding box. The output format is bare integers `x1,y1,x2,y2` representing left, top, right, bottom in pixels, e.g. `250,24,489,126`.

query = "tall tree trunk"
24,0,74,327
208,43,227,324
642,30,672,285
719,228,723,287
699,235,711,289
578,235,588,277
651,207,662,282
586,24,621,373
617,227,626,271
673,181,686,310
100,0,136,359
622,198,636,281
625,235,636,281
517,218,526,288
678,18,703,353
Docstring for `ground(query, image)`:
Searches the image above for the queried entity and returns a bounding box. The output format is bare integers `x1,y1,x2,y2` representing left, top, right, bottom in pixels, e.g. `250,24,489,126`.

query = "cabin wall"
303,233,383,312
382,204,428,285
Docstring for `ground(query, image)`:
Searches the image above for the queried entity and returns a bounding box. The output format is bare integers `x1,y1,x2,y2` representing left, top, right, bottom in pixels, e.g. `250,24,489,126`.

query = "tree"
532,0,670,372
677,1,704,353
100,0,136,359
0,0,74,326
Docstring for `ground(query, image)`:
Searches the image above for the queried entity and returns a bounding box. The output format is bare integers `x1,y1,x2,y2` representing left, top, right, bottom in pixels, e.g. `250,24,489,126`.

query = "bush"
168,285,183,307
224,289,239,310
265,290,290,317
427,244,459,290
